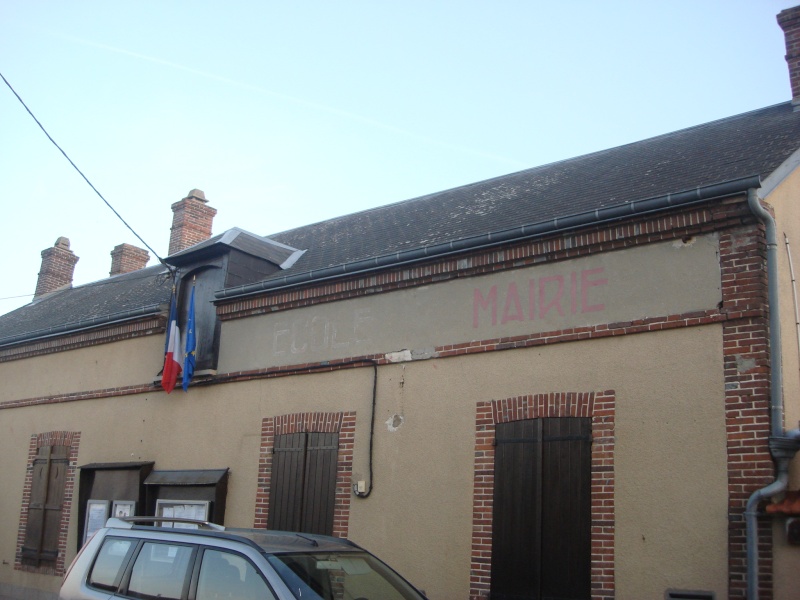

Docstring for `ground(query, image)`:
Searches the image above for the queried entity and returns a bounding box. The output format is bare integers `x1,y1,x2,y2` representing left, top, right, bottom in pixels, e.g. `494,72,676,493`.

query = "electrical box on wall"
787,518,800,545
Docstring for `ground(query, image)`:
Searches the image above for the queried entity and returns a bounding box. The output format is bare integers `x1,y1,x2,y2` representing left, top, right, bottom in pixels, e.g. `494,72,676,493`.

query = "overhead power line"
0,70,171,271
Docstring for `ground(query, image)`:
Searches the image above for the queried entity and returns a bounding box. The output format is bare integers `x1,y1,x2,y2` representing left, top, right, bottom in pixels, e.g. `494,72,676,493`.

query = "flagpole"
161,283,182,394
182,277,197,392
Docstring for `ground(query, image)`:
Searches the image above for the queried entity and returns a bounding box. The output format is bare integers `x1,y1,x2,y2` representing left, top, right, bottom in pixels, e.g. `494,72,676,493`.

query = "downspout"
745,188,800,599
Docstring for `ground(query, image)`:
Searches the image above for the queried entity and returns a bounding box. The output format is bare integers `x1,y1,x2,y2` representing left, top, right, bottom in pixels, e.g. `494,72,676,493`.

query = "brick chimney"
168,189,217,255
778,6,800,110
34,236,79,298
109,243,150,276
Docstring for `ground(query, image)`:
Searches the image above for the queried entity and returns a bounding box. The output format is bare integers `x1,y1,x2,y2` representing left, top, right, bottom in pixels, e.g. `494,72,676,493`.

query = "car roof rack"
106,517,226,531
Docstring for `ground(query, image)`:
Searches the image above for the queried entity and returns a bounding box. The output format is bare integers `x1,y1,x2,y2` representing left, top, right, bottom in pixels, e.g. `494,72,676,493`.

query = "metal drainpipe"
745,188,800,600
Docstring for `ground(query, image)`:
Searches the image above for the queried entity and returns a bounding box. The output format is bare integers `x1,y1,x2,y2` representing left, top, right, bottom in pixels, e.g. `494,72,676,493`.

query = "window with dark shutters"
21,444,70,567
490,417,592,600
268,432,338,535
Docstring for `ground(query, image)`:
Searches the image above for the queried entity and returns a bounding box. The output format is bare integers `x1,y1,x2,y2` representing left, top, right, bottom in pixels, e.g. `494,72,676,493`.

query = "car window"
196,549,275,600
268,552,423,600
127,541,195,600
88,537,136,591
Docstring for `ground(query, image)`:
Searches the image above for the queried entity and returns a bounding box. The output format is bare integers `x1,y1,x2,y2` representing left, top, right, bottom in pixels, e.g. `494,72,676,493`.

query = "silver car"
60,518,427,600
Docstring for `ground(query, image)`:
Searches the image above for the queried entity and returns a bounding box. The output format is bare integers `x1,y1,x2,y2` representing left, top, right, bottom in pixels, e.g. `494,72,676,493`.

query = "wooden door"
491,418,591,600
21,445,69,567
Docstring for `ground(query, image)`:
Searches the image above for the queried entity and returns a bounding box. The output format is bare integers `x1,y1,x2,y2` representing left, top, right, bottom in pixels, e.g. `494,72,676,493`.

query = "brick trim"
0,382,161,410
0,316,164,363
470,392,615,600
15,431,81,577
255,412,355,538
0,305,760,412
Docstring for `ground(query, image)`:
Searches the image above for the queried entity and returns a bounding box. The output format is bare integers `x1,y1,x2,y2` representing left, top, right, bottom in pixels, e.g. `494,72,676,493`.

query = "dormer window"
164,228,305,377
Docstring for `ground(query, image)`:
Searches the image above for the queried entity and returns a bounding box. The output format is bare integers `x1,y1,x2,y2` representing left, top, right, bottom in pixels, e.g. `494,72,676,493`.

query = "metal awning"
144,469,228,486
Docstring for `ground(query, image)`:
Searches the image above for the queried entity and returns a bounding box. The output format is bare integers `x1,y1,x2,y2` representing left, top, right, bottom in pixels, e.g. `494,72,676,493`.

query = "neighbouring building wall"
762,167,800,600
767,166,800,445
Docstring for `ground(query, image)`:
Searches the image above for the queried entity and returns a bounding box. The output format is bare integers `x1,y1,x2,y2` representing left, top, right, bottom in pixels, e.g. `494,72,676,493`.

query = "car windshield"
267,551,424,600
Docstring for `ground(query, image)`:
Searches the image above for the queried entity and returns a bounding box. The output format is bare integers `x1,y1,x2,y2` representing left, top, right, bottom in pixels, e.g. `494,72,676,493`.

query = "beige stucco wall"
0,324,728,599
346,325,729,599
768,165,800,443
0,333,165,402
763,164,800,599
218,236,722,373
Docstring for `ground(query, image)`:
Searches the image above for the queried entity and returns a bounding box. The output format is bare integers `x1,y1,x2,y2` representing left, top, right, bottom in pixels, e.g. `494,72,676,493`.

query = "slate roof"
3,101,800,345
268,102,800,275
0,265,172,346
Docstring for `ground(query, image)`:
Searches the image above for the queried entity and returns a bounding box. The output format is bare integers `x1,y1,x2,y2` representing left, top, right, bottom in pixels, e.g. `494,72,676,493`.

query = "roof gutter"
0,303,165,349
745,187,800,600
216,175,762,301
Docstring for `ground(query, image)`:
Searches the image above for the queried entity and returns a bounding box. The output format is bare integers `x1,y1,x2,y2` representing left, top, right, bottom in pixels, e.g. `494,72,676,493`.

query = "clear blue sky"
1,0,797,315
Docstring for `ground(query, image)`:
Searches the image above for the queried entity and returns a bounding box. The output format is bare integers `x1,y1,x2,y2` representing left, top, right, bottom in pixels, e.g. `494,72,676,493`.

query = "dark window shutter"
301,432,338,535
539,418,592,600
268,433,307,532
22,445,69,567
490,418,591,600
269,432,338,535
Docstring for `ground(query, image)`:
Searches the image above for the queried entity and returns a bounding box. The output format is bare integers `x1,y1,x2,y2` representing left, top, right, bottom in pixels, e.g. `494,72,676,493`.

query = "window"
127,542,195,600
269,432,338,535
20,444,70,568
196,549,275,600
88,537,136,591
491,417,592,600
268,551,421,600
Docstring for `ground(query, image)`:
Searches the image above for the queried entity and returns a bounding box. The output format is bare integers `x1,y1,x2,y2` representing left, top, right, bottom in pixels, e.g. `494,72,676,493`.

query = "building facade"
3,8,800,600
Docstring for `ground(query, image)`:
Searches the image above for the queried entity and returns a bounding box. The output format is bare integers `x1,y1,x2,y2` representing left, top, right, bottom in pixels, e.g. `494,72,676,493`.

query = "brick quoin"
470,392,616,600
255,412,355,538
719,225,774,600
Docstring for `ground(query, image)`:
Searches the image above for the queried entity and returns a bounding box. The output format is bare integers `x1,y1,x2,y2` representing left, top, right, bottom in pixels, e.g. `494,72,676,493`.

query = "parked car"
60,517,427,600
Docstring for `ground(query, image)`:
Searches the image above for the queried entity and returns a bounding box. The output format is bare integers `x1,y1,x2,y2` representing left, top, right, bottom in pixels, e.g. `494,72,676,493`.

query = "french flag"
161,289,183,394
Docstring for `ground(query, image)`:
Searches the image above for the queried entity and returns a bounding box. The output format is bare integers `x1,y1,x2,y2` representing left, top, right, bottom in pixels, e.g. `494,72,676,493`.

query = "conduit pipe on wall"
783,234,800,385
745,188,800,600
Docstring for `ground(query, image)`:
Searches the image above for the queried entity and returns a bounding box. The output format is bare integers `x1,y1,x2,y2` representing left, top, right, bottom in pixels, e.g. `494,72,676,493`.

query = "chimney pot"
34,237,79,298
110,243,150,276
778,6,800,109
168,189,217,255
186,189,207,202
